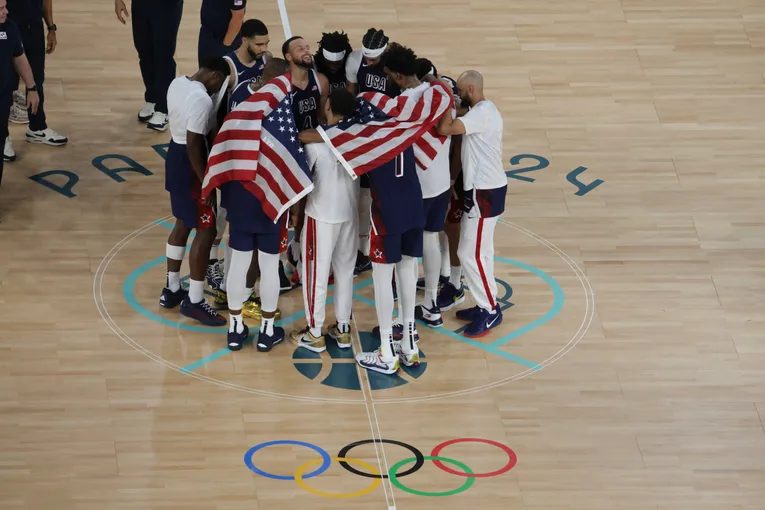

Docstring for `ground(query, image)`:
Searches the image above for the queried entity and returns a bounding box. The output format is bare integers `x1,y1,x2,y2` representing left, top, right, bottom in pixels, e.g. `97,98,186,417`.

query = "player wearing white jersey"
290,88,361,352
436,70,508,338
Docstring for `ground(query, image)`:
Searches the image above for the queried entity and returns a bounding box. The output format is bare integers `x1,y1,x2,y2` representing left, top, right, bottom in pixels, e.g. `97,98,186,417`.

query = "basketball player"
346,28,401,276
313,31,352,92
281,36,329,286
198,0,246,66
215,58,289,325
290,89,360,352
436,70,507,337
159,57,230,327
354,45,427,375
206,18,271,293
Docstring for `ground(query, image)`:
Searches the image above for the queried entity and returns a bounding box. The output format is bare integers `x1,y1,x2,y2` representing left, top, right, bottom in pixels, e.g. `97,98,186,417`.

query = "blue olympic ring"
244,440,332,481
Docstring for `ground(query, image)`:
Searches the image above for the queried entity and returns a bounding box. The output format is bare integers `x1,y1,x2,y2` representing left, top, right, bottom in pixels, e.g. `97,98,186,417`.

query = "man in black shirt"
198,0,246,66
5,0,67,158
115,0,183,132
1,0,39,189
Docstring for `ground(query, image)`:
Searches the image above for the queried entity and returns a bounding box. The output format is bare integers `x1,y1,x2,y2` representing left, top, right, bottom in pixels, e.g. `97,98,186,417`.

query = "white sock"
439,231,450,277
396,256,417,352
221,242,233,291
309,327,322,338
209,243,220,261
372,262,395,359
338,321,350,333
167,271,181,293
262,316,275,336
189,279,204,304
258,249,280,315
229,313,244,334
449,266,462,288
423,231,441,305
226,249,253,310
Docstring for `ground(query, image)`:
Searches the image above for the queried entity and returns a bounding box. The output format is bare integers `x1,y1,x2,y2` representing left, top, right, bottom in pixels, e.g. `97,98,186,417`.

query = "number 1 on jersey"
395,153,404,178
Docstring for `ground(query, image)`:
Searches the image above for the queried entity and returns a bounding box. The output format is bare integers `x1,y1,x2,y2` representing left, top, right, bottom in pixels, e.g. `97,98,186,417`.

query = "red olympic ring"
430,438,517,478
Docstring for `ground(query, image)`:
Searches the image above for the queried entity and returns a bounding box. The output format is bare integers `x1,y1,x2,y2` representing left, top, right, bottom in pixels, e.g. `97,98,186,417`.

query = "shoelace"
200,301,219,316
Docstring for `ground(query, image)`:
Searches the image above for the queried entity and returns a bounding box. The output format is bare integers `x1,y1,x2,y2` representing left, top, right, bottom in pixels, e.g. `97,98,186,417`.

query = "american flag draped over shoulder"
317,81,454,178
201,74,312,223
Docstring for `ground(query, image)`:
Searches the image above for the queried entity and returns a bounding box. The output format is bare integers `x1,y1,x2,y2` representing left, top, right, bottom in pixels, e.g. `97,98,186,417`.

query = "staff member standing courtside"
115,0,183,132
198,0,246,66
0,0,39,191
4,0,66,163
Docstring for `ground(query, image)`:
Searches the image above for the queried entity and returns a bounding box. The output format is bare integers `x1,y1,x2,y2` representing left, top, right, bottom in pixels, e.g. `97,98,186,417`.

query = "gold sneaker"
242,297,281,322
214,289,228,306
290,327,326,353
328,323,352,349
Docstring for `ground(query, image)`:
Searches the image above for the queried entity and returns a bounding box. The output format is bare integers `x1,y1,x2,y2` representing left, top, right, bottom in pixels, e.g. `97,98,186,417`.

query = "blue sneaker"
354,252,372,275
227,324,250,351
456,305,482,322
159,287,188,309
415,301,443,328
256,326,285,352
436,283,465,312
464,306,503,338
373,325,419,343
417,275,449,291
206,260,224,290
180,298,227,326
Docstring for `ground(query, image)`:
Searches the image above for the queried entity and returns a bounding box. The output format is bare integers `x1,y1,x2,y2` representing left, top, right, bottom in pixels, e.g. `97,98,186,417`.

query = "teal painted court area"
121,220,564,374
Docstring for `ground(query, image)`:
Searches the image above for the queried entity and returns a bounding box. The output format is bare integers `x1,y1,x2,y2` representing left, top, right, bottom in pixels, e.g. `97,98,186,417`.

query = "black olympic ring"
337,439,425,479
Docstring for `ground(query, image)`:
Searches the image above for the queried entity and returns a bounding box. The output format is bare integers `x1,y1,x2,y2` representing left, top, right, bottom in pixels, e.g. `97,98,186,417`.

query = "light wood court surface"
1,0,764,508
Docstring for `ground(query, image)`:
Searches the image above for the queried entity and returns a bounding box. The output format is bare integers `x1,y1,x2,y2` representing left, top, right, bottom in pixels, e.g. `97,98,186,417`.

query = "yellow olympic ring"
294,456,381,499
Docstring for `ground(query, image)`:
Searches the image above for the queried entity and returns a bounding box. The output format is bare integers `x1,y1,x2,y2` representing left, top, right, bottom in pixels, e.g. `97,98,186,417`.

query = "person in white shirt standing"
159,56,230,327
291,88,361,352
436,70,507,338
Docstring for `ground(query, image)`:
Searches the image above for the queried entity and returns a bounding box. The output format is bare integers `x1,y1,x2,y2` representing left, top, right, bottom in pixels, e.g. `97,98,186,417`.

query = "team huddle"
159,20,508,376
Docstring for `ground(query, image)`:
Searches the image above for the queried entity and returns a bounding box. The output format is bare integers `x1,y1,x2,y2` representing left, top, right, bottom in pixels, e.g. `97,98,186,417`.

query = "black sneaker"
278,261,292,290
417,275,450,291
227,324,250,351
159,287,188,309
354,251,372,275
180,298,227,326
415,301,444,328
257,326,285,352
373,324,419,343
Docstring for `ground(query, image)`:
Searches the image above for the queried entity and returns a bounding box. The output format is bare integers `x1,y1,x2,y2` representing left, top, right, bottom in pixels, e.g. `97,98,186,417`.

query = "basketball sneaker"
26,128,68,146
355,349,399,375
279,261,292,290
3,136,15,162
138,102,155,123
456,305,482,322
215,289,228,306
206,260,224,290
159,287,188,309
242,296,281,322
373,324,419,343
290,327,326,353
9,93,28,124
180,298,227,326
393,341,420,367
464,306,503,338
354,251,372,276
416,275,449,291
415,301,443,328
227,323,249,351
256,326,285,352
328,323,352,348
436,282,465,312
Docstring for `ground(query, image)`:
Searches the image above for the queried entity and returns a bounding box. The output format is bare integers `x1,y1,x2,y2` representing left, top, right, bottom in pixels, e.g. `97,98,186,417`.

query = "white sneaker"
355,349,399,375
146,111,168,132
26,128,68,147
393,341,420,367
138,102,155,123
3,136,16,162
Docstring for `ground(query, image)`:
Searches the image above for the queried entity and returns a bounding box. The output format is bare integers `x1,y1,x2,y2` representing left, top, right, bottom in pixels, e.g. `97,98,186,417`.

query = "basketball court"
1,0,764,508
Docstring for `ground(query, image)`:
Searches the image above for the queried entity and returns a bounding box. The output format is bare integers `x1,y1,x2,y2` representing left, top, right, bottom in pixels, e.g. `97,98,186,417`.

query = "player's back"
367,146,424,236
305,143,359,223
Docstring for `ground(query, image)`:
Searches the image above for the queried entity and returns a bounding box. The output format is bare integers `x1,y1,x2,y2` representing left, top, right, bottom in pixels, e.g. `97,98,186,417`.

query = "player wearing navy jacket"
198,0,246,66
437,70,508,338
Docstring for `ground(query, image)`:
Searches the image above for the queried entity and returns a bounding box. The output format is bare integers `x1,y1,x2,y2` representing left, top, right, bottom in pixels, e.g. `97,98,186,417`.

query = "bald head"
456,70,485,108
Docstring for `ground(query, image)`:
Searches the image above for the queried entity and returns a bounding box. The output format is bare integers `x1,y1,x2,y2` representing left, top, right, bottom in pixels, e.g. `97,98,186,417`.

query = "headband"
361,44,387,59
322,49,346,62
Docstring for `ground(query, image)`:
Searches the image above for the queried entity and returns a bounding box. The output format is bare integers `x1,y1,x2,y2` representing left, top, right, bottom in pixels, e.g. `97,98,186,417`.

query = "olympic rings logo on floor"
243,438,518,498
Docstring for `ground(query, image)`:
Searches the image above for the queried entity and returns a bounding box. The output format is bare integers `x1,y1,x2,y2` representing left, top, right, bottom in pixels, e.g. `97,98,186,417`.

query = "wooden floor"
2,0,765,508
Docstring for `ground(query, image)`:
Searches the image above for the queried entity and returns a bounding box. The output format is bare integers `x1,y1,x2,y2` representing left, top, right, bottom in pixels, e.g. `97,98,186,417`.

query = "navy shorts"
228,218,288,254
423,190,450,232
166,141,215,230
369,228,423,265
